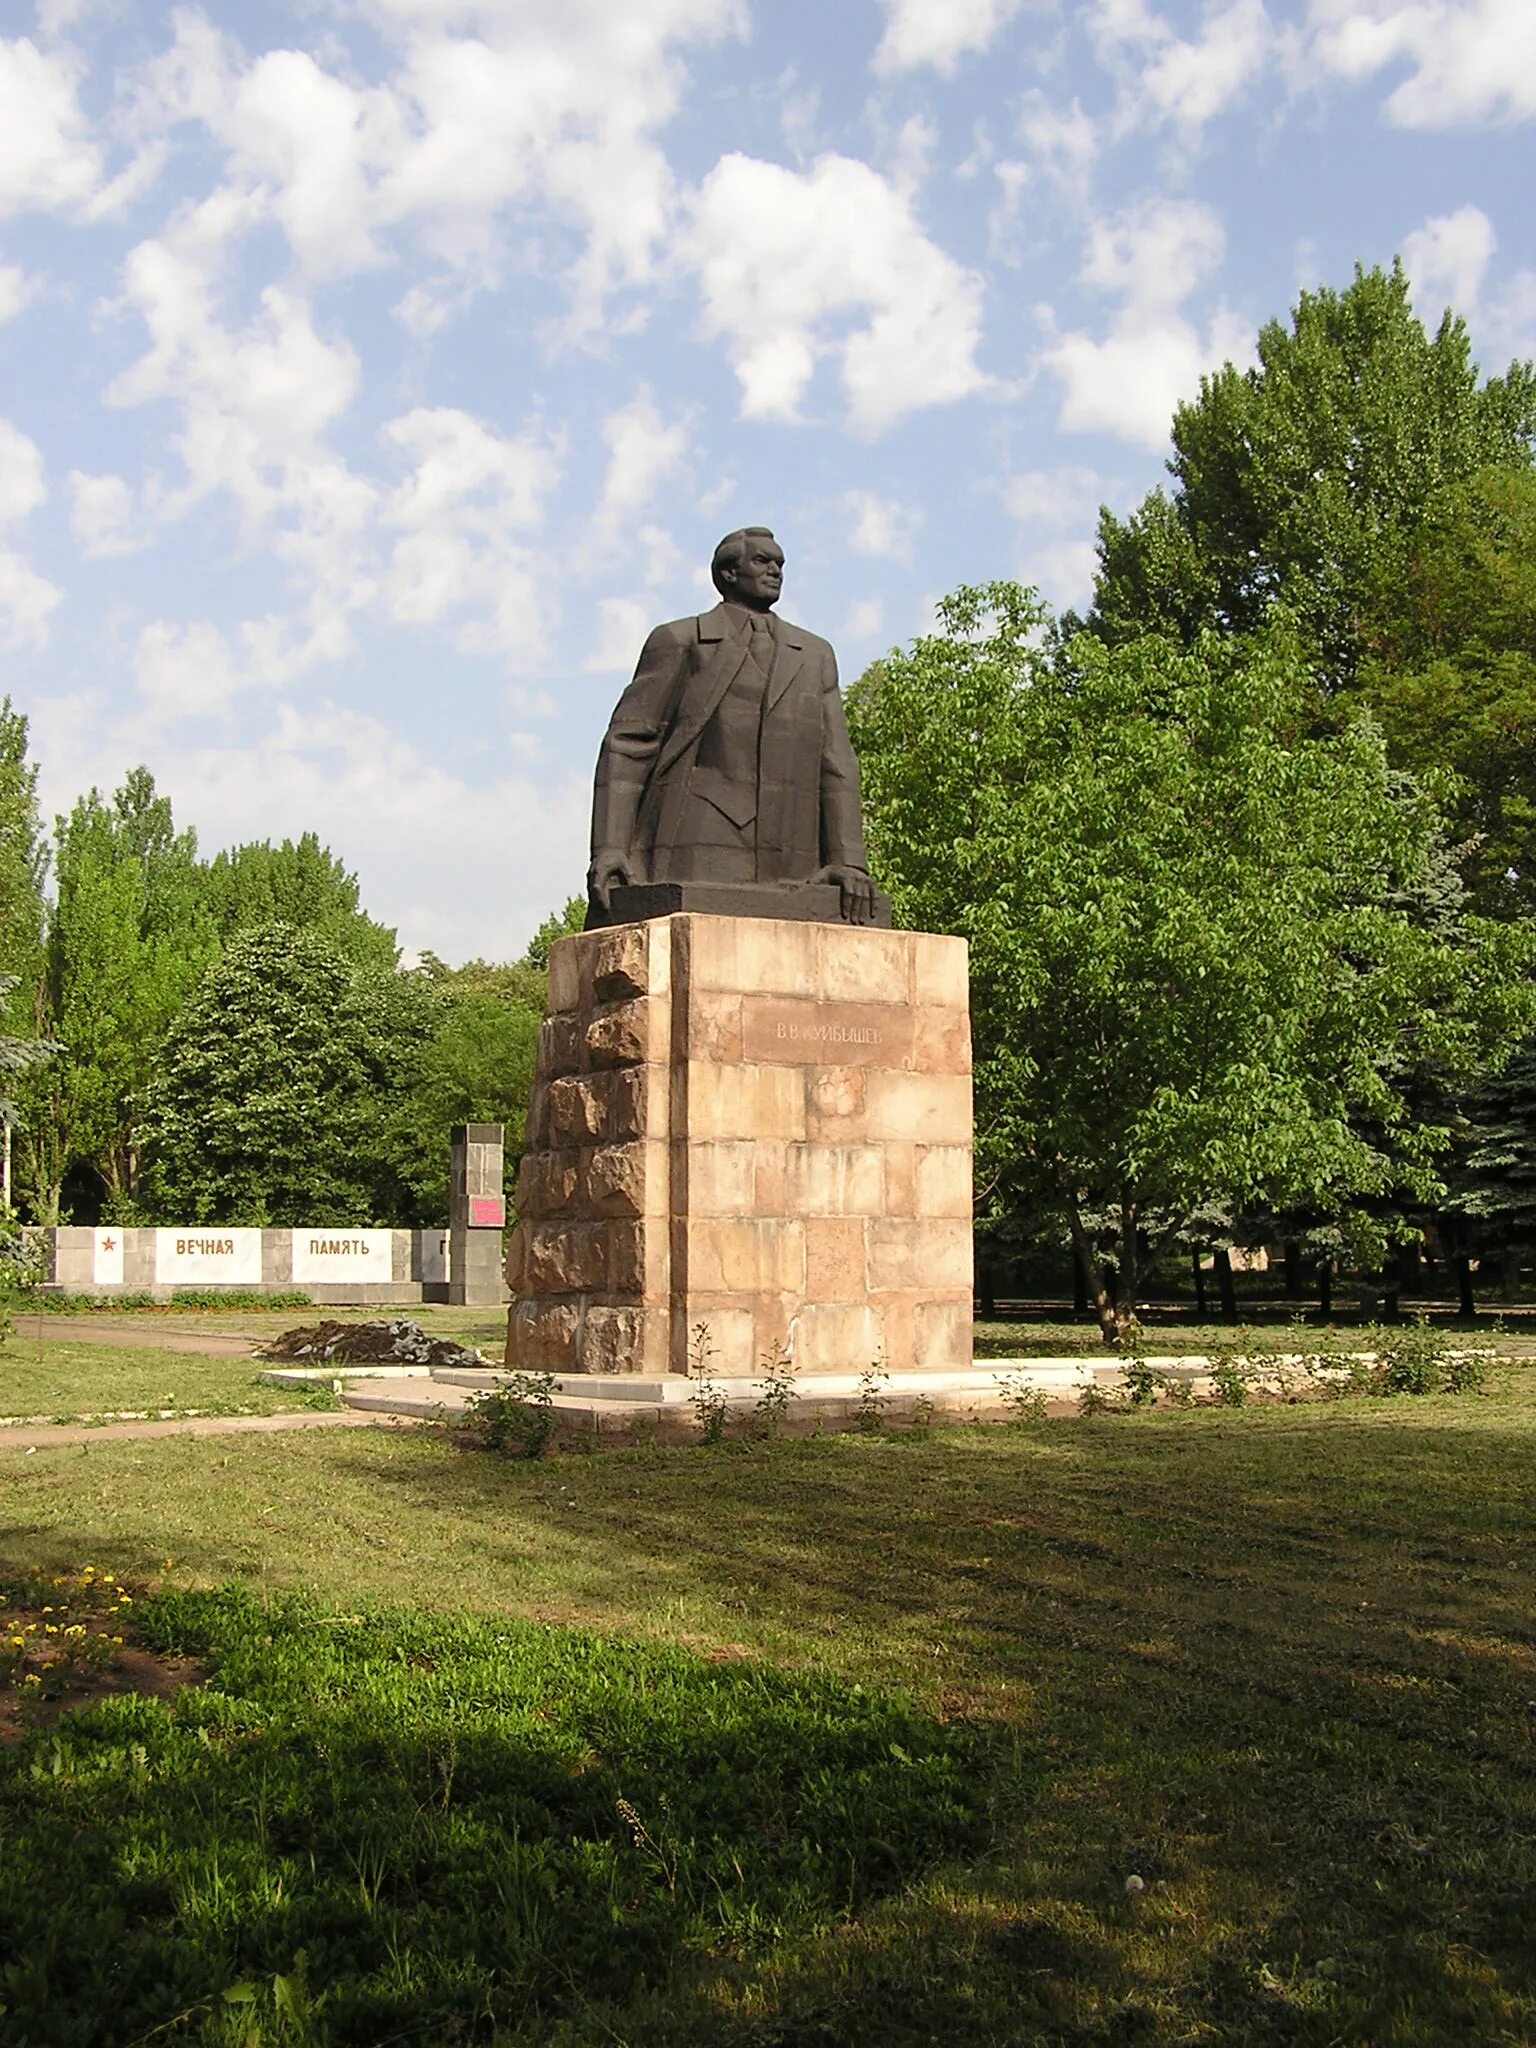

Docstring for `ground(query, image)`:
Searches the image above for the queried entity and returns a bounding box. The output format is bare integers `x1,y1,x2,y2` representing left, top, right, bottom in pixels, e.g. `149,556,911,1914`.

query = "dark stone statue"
587,527,886,929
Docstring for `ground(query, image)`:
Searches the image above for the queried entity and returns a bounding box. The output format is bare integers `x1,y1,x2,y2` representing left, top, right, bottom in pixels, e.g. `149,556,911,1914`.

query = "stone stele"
504,912,973,1377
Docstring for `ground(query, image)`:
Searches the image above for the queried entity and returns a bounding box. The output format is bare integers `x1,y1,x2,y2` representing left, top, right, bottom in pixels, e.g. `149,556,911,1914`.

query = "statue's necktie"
746,611,775,682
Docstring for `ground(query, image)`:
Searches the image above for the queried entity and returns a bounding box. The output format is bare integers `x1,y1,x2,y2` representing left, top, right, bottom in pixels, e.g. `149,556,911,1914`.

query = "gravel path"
0,1410,419,1450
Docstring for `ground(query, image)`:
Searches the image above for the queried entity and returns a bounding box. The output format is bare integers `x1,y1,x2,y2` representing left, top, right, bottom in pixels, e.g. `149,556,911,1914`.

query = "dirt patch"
0,1567,202,1746
258,1317,492,1374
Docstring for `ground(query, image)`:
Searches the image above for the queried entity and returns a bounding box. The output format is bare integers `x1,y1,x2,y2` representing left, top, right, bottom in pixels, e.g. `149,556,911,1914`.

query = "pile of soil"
256,1317,492,1374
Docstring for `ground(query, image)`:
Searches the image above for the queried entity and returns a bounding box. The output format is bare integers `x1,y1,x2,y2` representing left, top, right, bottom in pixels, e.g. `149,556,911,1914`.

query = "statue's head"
711,526,784,611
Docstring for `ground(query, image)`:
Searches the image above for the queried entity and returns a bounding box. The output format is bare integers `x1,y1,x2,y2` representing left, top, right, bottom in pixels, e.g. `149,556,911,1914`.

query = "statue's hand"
814,864,877,927
588,850,636,913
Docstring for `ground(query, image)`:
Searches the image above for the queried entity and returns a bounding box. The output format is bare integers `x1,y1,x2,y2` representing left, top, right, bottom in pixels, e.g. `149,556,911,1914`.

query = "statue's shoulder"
777,614,834,662
640,606,729,652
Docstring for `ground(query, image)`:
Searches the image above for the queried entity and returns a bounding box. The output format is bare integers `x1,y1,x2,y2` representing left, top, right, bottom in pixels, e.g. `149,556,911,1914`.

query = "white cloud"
0,261,38,322
132,1,748,323
874,0,1021,76
1308,0,1536,126
843,597,885,642
1018,93,1100,186
0,35,100,216
133,619,244,718
1045,199,1249,448
1091,0,1273,134
1004,465,1105,528
0,417,59,647
381,407,563,665
1404,202,1536,360
585,595,652,673
1029,539,1099,610
844,490,923,561
69,472,144,557
689,152,989,434
32,682,592,958
593,387,691,540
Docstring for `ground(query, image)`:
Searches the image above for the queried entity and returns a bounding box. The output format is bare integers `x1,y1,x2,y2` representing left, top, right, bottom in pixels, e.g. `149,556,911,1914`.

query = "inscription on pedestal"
742,998,915,1067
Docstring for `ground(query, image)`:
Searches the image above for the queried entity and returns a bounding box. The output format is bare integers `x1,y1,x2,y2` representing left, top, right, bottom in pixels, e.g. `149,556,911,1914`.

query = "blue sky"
1,0,1532,958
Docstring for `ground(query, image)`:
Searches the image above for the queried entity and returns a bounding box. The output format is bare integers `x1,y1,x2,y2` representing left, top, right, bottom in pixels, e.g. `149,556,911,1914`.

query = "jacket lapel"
764,620,805,717
652,605,749,780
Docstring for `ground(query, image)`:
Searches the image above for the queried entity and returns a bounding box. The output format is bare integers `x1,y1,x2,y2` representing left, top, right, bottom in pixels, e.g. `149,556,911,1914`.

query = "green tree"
141,923,434,1225
1349,465,1536,918
20,772,215,1220
200,832,397,968
521,894,587,970
0,699,46,1010
1088,263,1536,688
848,584,1534,1342
390,993,541,1218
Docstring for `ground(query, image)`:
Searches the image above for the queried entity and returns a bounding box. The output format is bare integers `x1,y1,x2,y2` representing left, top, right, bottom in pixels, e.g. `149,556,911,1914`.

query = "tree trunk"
978,1264,996,1320
1318,1261,1332,1320
1192,1249,1208,1320
1214,1247,1238,1323
1072,1248,1088,1314
1284,1240,1302,1297
1067,1200,1121,1347
1455,1254,1476,1320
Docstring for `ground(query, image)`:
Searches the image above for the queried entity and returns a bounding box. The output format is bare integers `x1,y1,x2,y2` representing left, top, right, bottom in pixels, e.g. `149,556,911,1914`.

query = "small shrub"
1077,1378,1115,1416
994,1369,1048,1423
1121,1354,1161,1408
1210,1355,1249,1407
466,1372,557,1458
688,1321,729,1445
1442,1348,1489,1395
856,1359,888,1434
753,1342,798,1440
1375,1315,1447,1397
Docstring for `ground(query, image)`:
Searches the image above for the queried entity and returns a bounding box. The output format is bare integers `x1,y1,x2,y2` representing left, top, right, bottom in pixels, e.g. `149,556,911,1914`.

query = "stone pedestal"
505,915,972,1377
449,1122,508,1308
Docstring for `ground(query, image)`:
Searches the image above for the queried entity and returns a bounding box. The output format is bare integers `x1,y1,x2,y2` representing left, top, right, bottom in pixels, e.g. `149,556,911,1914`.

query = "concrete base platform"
336,1356,1126,1428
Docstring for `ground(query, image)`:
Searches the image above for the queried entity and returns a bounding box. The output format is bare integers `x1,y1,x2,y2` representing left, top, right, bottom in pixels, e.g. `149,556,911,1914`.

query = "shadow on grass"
4,1396,1536,2043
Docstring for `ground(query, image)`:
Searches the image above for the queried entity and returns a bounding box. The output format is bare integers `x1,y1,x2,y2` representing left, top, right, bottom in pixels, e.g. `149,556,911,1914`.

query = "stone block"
585,997,663,1069
867,1217,972,1292
506,1299,582,1370
912,931,970,1010
816,924,911,1004
687,913,821,998
682,1140,757,1216
547,936,584,1014
862,1071,971,1144
538,1014,583,1078
584,1142,664,1219
883,1141,916,1217
608,1064,664,1142
607,1220,668,1295
753,1141,788,1213
804,1217,867,1300
913,1006,972,1076
914,1145,973,1219
526,1223,606,1294
592,923,649,1003
582,1305,643,1375
686,1305,757,1378
546,1075,608,1147
805,1066,866,1141
684,988,744,1064
684,1062,804,1142
914,1295,973,1369
685,1218,805,1295
793,1300,882,1373
785,1143,885,1216
503,1225,527,1291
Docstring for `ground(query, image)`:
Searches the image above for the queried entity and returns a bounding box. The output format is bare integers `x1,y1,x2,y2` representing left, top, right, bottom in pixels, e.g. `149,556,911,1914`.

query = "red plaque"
468,1194,506,1229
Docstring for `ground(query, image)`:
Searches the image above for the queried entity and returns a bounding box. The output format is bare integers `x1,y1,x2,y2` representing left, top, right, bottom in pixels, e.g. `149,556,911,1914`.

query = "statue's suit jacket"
590,602,870,884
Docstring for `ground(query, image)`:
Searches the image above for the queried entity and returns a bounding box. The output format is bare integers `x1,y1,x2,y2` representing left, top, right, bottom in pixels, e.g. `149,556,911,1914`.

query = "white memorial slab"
154,1228,263,1286
92,1227,124,1286
417,1229,450,1284
291,1229,393,1285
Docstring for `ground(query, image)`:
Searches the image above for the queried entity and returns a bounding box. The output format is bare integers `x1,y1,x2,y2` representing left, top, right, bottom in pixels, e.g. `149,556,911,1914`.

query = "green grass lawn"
0,1340,340,1422
3,1375,1535,2043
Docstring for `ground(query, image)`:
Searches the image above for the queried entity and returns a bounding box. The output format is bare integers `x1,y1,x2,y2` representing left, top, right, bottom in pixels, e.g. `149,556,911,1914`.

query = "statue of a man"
587,527,878,925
